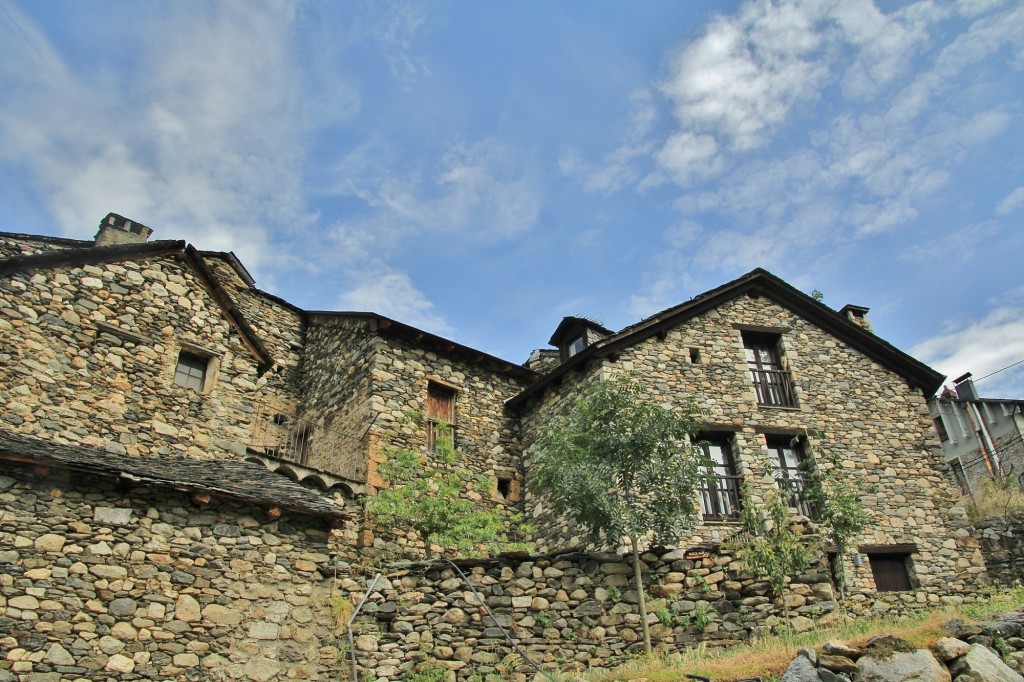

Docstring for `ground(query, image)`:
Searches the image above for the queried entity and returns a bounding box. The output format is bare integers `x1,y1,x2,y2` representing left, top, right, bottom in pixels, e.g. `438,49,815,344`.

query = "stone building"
928,373,1024,495
0,213,989,680
510,268,985,604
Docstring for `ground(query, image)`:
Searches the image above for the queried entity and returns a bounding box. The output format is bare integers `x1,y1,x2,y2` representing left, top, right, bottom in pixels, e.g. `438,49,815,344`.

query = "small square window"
867,553,914,592
174,351,208,391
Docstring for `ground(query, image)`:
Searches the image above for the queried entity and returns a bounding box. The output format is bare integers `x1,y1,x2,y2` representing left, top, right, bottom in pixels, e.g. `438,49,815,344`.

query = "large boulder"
948,643,1024,682
780,654,819,682
858,649,950,682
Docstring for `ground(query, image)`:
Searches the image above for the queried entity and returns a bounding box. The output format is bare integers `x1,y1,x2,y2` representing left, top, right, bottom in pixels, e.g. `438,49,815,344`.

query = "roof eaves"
307,310,538,382
510,268,945,406
184,246,275,374
0,239,186,277
0,430,348,521
199,250,257,288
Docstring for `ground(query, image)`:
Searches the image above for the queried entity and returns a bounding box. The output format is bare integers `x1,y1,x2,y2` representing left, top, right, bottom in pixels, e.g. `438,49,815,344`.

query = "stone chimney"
94,213,153,247
839,304,872,333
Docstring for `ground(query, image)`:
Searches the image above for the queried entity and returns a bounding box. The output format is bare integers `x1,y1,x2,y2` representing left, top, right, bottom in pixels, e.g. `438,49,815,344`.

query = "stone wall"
338,547,838,681
296,316,378,480
517,293,987,598
367,335,528,502
973,514,1024,585
0,254,297,462
0,463,361,681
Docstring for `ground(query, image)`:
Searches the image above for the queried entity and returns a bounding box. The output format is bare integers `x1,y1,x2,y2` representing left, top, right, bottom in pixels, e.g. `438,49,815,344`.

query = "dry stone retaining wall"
974,514,1024,586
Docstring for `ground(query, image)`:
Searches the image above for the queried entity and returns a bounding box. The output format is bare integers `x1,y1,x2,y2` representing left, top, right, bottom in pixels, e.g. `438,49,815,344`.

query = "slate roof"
507,267,946,409
0,430,349,520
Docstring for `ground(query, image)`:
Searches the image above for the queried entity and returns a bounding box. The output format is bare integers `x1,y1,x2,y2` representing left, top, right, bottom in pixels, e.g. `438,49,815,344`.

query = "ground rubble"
777,609,1024,682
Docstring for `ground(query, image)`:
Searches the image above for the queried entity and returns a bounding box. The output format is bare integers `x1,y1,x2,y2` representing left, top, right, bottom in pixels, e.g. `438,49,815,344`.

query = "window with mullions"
174,351,208,392
697,434,742,521
742,332,796,407
766,435,815,518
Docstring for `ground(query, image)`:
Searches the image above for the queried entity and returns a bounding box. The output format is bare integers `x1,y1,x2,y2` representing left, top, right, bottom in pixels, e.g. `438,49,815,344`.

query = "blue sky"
1,0,1022,397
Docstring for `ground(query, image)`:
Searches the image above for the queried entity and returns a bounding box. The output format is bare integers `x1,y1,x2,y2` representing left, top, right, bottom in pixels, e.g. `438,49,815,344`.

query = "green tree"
798,433,870,601
366,424,531,557
528,375,709,653
731,484,813,627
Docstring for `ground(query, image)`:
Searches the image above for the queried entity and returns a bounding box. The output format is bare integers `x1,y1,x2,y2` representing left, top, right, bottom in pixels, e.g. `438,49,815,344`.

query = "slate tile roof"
0,429,349,520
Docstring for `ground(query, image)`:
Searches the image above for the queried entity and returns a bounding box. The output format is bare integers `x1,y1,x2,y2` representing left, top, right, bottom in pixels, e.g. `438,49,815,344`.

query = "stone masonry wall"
0,235,86,260
0,255,296,462
297,316,378,481
367,335,528,509
0,463,361,681
519,292,987,599
973,514,1024,585
339,548,838,681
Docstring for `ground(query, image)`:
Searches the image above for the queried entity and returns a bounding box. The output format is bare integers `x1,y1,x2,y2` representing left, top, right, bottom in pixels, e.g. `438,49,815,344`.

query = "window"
742,332,796,407
566,335,586,358
950,459,969,495
174,351,208,391
933,417,949,442
426,381,456,452
766,435,814,517
867,553,913,592
697,434,742,521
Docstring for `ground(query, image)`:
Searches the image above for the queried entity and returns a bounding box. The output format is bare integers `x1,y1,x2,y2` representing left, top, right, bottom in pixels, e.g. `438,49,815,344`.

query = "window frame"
765,435,815,518
867,554,914,592
425,381,457,453
696,433,743,522
742,331,797,408
174,350,211,392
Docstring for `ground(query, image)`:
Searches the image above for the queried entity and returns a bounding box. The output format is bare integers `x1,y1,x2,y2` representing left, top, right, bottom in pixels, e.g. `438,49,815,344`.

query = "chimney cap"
94,212,154,246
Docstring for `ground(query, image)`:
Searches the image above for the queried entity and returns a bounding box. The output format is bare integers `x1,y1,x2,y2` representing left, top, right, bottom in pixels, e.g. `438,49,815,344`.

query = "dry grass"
582,586,1024,682
968,476,1024,522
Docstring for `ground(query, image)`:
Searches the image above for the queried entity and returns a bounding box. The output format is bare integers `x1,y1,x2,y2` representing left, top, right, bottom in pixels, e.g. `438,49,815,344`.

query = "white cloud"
329,137,542,243
660,1,830,152
913,303,1024,397
0,1,337,281
337,263,452,336
625,0,1024,311
996,187,1024,216
653,133,722,187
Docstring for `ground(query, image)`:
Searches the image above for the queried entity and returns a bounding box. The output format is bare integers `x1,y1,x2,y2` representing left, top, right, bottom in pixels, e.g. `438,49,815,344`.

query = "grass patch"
967,476,1024,523
587,586,1024,682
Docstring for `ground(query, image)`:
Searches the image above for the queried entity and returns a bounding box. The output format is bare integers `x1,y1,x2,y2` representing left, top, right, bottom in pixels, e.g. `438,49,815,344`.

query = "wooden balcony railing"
249,404,367,481
777,476,816,518
700,474,743,521
751,368,797,407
